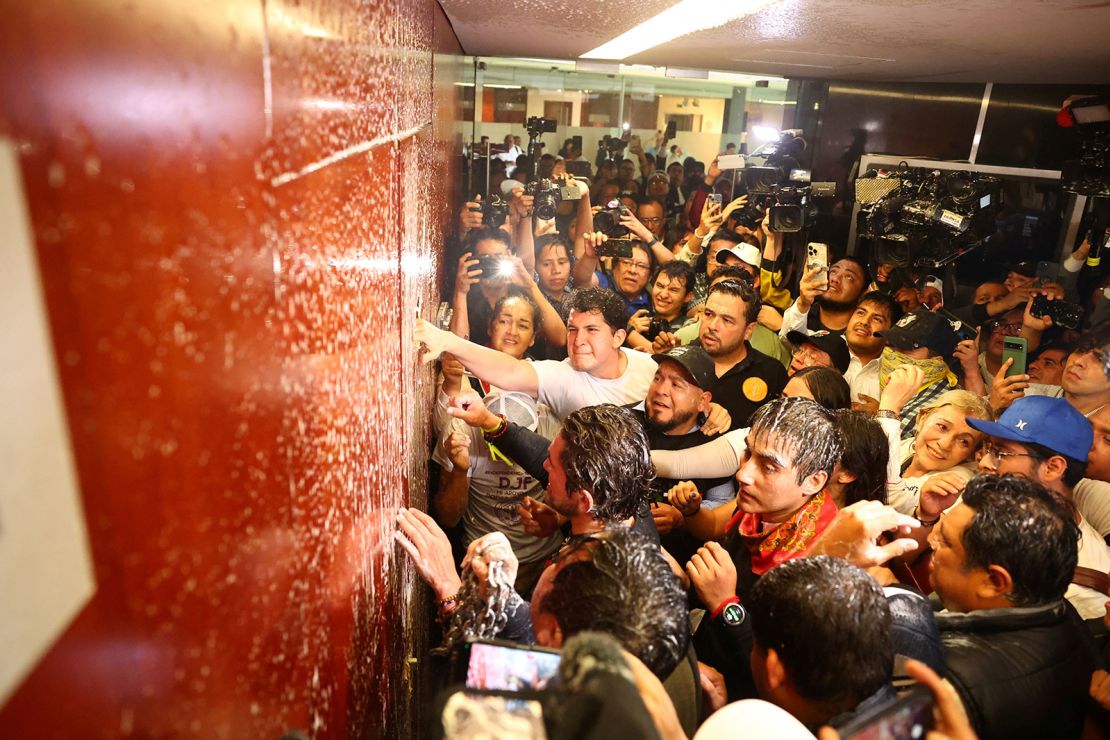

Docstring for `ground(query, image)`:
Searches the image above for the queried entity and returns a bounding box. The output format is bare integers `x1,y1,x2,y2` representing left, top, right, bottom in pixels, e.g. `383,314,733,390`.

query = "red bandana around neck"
727,491,838,575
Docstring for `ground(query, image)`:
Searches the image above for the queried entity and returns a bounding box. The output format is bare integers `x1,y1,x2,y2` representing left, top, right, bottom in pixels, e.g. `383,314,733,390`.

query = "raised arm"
621,209,673,265
415,318,540,397
507,257,567,348
572,231,605,289
449,252,480,339
509,187,536,273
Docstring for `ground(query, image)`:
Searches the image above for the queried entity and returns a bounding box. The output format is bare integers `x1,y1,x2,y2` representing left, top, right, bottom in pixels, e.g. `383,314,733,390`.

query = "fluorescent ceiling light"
483,83,524,89
581,0,783,60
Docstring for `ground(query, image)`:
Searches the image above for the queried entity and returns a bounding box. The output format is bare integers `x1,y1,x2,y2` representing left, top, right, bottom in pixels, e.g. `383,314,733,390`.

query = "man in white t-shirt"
967,395,1110,622
416,286,660,421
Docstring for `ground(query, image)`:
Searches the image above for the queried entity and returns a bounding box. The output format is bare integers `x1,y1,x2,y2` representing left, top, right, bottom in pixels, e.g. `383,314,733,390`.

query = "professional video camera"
593,199,631,240
857,167,1002,268
1058,96,1110,197
524,177,583,220
738,132,835,233
526,116,558,140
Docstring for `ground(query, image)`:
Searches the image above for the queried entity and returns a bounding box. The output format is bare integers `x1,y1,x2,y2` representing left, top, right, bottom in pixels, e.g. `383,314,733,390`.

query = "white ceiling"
438,0,1110,84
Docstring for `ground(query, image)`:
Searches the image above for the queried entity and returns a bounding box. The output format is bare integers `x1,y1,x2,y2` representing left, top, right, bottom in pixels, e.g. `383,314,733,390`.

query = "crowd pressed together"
399,135,1110,739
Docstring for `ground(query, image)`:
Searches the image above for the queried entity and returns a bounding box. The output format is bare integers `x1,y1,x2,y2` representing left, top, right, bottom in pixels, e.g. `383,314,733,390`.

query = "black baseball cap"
878,307,961,357
652,345,716,390
786,330,851,374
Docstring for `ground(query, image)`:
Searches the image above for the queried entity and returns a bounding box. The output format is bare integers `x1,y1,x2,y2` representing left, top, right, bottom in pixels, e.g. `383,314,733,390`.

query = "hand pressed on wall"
394,507,461,601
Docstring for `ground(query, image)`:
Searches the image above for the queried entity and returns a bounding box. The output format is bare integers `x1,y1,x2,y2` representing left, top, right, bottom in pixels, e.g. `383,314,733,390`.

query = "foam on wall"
0,0,462,736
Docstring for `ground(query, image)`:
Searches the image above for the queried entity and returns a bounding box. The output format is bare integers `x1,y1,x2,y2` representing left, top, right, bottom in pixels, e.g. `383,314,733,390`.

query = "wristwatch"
711,596,746,626
720,602,746,627
876,409,900,421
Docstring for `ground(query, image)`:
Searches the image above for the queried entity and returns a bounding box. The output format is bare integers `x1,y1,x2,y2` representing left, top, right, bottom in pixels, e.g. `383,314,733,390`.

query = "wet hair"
463,224,512,254
559,404,654,522
569,286,627,334
707,278,761,324
833,410,889,505
542,526,689,677
749,556,892,717
790,366,851,410
488,292,541,335
1022,441,1088,489
534,233,572,266
959,473,1080,607
856,290,902,326
748,396,841,485
652,260,695,294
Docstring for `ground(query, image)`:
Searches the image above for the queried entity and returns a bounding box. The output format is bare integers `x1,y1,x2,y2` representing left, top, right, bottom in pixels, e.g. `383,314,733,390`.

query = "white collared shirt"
845,352,881,404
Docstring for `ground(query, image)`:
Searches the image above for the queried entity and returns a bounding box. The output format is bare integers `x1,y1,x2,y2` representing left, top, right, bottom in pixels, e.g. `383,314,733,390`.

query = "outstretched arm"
415,319,540,397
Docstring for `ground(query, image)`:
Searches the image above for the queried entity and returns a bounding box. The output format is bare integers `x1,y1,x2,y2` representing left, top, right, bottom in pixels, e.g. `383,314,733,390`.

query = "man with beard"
696,279,788,429
780,256,869,337
633,346,737,561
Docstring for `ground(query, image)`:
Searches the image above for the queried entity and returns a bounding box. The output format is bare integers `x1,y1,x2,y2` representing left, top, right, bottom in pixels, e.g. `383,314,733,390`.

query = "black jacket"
938,600,1098,740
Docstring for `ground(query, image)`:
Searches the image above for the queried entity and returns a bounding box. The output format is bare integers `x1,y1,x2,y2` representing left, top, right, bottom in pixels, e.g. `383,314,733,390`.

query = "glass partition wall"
457,56,794,197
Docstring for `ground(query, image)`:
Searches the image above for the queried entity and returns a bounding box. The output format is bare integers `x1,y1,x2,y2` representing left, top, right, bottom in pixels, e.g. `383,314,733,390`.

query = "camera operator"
449,226,566,353
625,262,696,354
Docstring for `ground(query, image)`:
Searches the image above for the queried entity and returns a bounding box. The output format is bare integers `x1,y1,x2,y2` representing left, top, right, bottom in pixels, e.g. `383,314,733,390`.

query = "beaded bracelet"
482,414,508,440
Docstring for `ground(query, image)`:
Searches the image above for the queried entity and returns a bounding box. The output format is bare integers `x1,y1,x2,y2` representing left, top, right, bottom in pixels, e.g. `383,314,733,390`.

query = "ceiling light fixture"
581,0,783,60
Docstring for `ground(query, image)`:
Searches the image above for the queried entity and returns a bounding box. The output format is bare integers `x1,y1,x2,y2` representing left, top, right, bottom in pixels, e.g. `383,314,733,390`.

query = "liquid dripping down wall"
0,0,463,736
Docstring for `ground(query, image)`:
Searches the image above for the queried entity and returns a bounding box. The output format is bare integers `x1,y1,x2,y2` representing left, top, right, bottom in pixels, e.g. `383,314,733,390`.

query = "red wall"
0,0,460,736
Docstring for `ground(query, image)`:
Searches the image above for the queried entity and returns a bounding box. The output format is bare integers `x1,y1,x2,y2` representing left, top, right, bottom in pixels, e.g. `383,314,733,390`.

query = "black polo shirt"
696,341,788,429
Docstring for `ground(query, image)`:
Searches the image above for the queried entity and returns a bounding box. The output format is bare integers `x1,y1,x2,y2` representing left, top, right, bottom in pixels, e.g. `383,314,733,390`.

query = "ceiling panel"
438,0,1110,83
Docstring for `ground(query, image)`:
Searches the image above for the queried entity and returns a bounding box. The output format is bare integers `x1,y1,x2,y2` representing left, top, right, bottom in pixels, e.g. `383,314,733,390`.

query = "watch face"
722,602,745,627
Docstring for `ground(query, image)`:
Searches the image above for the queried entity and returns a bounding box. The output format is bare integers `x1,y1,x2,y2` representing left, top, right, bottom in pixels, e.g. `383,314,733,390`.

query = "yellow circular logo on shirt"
743,377,768,402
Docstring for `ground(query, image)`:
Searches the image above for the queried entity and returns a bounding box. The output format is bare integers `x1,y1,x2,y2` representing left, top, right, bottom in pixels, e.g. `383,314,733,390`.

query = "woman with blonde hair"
877,365,994,516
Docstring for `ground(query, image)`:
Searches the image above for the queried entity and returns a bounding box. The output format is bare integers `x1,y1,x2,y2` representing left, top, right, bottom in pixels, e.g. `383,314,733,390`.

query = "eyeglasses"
989,322,1023,335
618,258,651,271
639,216,664,224
982,442,1043,461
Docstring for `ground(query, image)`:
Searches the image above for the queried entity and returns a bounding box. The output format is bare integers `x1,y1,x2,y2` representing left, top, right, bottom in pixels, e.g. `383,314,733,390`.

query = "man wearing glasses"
598,242,654,318
963,395,1110,624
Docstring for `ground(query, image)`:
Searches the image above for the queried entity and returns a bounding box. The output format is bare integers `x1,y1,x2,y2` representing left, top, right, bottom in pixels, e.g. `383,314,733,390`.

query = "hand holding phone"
806,242,830,292
1002,336,1028,377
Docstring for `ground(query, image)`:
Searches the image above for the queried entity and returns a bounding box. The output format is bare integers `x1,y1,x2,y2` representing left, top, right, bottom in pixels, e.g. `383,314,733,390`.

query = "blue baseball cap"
965,396,1092,462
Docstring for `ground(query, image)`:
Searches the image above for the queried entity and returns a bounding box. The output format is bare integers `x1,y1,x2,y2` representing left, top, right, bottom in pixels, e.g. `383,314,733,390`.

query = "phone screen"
465,641,561,691
840,687,933,740
441,691,547,739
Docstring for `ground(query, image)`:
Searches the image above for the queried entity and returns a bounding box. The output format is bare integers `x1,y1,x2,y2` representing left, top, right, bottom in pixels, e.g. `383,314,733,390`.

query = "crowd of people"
400,135,1110,739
